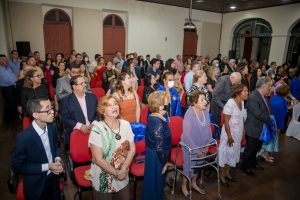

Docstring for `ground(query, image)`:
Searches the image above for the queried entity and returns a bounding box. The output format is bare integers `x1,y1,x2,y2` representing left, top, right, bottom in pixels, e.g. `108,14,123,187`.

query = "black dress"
142,86,156,104
101,69,116,92
21,84,49,115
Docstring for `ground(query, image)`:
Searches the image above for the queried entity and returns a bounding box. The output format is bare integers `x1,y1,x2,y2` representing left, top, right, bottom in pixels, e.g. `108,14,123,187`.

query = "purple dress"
181,106,212,177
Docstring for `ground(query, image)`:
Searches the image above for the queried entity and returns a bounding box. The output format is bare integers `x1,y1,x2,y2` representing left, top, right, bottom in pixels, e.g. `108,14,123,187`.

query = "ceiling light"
183,0,196,30
230,5,237,9
195,0,204,3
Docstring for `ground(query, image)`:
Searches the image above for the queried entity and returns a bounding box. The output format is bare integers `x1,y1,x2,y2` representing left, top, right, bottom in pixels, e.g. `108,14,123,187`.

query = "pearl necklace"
192,107,206,126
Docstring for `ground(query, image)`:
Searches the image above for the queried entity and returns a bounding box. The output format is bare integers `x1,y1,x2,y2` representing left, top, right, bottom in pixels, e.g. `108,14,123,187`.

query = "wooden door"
103,14,125,62
44,9,73,58
182,30,198,63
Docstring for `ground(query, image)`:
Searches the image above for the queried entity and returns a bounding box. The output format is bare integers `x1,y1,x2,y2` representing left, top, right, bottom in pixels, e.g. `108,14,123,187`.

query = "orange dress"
117,92,137,123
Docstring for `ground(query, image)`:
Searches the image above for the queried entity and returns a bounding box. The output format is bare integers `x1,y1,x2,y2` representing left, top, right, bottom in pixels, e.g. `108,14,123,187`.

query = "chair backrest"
48,84,55,101
181,91,187,108
168,116,183,145
70,130,92,163
95,81,102,88
140,79,144,86
137,86,144,102
135,140,146,155
22,117,32,130
292,103,300,121
140,105,149,125
91,87,106,98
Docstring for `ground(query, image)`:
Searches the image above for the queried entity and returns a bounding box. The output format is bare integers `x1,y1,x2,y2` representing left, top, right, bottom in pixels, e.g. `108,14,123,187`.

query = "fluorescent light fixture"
230,5,237,9
195,0,205,3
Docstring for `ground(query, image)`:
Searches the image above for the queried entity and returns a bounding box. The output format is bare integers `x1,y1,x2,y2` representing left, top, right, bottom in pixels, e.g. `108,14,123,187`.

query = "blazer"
60,92,99,133
244,89,272,139
11,123,60,200
212,75,232,108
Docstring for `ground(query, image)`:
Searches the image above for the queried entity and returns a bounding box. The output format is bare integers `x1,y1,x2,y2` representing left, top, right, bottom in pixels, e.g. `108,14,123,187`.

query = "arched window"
43,9,73,58
286,21,300,66
103,14,125,62
232,18,272,62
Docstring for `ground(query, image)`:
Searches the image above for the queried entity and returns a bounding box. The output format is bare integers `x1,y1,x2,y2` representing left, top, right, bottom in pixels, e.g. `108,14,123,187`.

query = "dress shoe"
254,164,264,170
241,168,255,177
226,176,237,182
219,179,230,188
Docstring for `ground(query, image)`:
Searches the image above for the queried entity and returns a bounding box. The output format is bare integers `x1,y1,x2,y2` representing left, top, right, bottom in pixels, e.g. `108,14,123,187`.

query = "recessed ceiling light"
195,0,205,3
230,5,237,9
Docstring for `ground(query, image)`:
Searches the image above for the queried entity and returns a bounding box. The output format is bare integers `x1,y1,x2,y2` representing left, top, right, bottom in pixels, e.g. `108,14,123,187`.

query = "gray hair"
27,98,49,118
230,72,241,80
256,76,271,89
229,59,236,64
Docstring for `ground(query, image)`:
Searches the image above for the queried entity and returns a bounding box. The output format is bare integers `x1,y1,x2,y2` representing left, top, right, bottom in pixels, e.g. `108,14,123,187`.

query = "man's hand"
49,162,63,175
80,124,90,134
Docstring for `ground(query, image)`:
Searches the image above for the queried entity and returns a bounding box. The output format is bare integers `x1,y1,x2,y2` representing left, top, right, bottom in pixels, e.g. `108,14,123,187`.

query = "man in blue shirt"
0,54,18,124
8,50,21,75
184,61,200,91
147,58,161,82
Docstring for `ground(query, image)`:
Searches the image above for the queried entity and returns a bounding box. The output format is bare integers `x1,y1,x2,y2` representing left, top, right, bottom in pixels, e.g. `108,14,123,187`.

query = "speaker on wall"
16,41,31,57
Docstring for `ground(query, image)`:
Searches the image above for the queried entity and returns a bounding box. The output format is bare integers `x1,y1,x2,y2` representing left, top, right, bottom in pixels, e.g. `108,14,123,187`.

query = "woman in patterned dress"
218,84,248,187
187,70,210,105
89,95,135,200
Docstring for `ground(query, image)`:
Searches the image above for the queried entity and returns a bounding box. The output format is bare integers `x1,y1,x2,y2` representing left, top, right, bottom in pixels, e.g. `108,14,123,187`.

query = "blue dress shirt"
0,65,17,87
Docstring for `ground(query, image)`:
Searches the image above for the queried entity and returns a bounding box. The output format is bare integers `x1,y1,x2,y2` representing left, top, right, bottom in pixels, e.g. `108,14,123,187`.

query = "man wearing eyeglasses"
12,98,63,200
55,63,91,101
60,75,99,146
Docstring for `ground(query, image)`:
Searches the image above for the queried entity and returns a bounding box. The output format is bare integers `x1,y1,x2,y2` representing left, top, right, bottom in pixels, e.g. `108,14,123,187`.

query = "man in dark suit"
60,75,99,145
12,98,63,200
241,76,272,176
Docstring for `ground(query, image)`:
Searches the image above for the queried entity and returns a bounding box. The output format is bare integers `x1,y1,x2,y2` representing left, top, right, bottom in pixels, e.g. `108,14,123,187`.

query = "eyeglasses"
76,82,87,86
37,107,54,115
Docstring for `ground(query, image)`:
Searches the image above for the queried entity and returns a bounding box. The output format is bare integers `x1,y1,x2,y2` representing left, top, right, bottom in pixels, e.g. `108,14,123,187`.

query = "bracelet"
115,168,119,179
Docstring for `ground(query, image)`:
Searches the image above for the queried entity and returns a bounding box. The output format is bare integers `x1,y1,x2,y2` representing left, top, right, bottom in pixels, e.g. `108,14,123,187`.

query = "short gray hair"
230,72,241,80
256,76,271,89
27,98,49,118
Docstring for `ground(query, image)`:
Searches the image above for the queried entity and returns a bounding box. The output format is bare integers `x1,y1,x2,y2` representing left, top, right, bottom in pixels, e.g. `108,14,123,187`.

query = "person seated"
156,71,182,119
60,75,99,145
101,61,117,93
21,70,49,116
113,72,140,123
142,74,156,104
12,98,63,200
52,62,66,88
125,60,139,90
147,58,161,82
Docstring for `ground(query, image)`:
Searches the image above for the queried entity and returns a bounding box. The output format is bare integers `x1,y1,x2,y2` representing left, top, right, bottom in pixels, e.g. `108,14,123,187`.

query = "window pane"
59,11,69,22
115,16,124,26
45,10,56,21
104,16,113,26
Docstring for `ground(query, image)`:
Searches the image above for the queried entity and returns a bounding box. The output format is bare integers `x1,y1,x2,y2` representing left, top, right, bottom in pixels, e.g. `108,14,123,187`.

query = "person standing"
141,91,172,200
218,84,248,187
12,98,63,200
241,77,272,176
8,50,21,75
0,54,17,124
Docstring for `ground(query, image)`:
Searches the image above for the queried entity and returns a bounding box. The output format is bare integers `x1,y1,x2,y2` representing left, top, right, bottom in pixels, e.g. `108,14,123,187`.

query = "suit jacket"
60,92,99,134
245,89,272,139
11,123,60,200
212,75,232,108
55,76,92,101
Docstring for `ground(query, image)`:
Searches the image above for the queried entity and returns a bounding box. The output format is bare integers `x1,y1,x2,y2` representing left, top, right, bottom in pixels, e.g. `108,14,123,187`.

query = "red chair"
67,130,92,200
91,87,106,98
22,117,32,130
140,105,149,125
181,91,187,108
137,86,144,102
168,116,184,173
140,79,144,86
48,84,55,101
130,140,146,200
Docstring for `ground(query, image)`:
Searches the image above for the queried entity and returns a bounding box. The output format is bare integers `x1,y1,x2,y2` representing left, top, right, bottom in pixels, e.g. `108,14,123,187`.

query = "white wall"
8,0,222,61
220,3,300,64
0,0,9,55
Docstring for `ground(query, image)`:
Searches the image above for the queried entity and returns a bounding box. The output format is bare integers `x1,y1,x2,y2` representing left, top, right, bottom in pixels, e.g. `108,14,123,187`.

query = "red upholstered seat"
130,162,145,177
137,86,144,102
241,136,246,146
208,140,220,154
22,117,32,130
91,87,106,98
70,130,92,163
181,91,187,108
140,105,149,125
170,147,183,167
95,81,102,88
74,165,92,187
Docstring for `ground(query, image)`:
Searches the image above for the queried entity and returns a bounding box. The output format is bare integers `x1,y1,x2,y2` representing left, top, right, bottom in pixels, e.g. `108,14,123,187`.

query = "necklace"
103,119,121,140
192,107,206,126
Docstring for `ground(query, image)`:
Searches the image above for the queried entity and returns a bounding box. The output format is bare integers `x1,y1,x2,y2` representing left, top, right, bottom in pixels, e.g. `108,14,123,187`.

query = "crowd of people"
1,49,299,200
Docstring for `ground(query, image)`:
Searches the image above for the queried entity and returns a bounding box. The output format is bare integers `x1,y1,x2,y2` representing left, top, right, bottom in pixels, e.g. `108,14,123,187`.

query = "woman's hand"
227,135,234,147
117,167,128,180
162,162,173,174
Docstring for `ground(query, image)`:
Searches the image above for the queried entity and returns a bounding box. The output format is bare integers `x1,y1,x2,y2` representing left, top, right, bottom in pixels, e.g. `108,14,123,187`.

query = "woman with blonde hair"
89,95,135,200
141,91,172,200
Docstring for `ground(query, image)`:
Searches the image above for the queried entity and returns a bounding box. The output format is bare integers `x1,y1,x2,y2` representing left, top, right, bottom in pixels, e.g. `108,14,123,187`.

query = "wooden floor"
1,120,300,200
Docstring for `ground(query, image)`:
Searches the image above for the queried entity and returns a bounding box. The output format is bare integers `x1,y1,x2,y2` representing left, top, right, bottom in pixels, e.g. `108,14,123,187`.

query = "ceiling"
137,0,300,13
